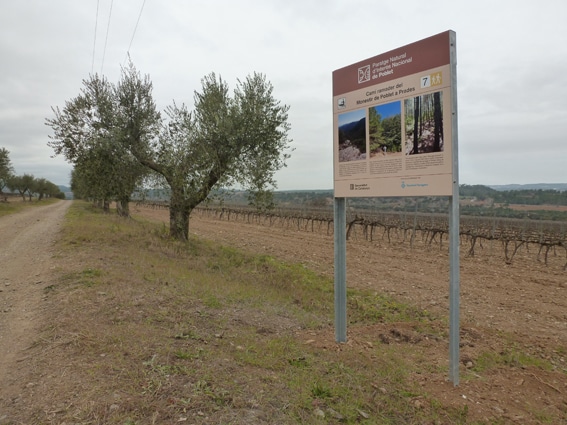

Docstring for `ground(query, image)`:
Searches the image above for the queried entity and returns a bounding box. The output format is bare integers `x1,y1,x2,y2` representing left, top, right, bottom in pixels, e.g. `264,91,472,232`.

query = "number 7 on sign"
421,72,442,88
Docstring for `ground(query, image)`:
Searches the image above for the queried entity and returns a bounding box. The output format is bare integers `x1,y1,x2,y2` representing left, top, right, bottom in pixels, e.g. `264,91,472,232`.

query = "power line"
100,0,114,75
91,0,100,74
125,0,147,63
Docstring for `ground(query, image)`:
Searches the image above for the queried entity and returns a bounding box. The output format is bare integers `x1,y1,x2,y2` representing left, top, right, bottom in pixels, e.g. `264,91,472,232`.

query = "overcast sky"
1,0,566,190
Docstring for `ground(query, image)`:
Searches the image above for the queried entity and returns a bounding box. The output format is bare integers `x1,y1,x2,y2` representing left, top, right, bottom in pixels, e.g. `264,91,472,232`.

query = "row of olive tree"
0,148,64,201
46,62,292,240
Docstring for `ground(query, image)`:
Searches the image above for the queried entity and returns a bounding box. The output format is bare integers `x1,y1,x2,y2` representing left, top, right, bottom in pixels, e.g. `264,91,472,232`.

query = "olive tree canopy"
117,67,292,240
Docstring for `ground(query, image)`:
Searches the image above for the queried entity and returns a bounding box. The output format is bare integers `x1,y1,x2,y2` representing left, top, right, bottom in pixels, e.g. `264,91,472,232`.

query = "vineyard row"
136,201,567,270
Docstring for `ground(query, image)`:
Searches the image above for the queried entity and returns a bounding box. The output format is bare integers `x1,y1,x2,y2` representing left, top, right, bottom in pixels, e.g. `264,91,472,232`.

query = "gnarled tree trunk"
116,198,130,217
169,192,192,241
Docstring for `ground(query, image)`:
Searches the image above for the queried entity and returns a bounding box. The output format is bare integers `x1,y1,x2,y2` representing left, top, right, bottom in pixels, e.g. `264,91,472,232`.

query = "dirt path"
0,200,71,403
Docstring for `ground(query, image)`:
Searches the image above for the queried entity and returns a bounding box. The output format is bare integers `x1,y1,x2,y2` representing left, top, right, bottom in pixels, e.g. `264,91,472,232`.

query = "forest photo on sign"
404,91,444,155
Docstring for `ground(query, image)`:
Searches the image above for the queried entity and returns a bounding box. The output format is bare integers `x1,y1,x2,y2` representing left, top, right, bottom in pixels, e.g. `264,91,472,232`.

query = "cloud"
1,0,566,190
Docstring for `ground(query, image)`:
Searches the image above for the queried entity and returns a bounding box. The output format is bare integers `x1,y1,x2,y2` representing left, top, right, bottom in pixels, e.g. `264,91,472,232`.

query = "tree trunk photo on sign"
404,91,444,155
412,95,420,154
433,91,443,152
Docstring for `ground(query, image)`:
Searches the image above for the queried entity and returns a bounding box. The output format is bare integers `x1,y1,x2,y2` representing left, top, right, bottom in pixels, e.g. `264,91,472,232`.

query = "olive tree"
7,174,35,201
46,71,156,216
62,142,108,208
117,68,292,240
31,177,62,200
0,147,14,193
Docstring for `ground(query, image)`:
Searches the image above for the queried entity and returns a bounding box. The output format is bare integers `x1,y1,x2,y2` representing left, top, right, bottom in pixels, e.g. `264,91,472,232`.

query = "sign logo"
401,181,429,189
350,183,370,191
337,97,346,110
358,65,370,84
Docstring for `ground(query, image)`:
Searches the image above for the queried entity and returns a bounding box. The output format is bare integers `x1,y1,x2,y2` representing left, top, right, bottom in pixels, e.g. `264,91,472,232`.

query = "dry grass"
0,196,59,217
7,201,558,424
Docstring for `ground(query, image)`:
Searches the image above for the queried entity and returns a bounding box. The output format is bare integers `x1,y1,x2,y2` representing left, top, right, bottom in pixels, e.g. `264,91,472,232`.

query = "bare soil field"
135,205,567,423
506,204,567,212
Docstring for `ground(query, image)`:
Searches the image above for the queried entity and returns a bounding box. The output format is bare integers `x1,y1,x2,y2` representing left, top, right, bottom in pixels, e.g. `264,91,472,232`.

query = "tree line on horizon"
459,184,567,206
253,185,567,221
0,147,64,201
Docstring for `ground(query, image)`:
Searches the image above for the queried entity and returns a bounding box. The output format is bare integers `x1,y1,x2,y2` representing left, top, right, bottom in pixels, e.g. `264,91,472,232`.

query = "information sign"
333,31,455,197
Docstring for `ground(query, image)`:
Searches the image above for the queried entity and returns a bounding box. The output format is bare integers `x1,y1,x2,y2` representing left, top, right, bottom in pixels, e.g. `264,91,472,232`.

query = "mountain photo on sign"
337,108,367,162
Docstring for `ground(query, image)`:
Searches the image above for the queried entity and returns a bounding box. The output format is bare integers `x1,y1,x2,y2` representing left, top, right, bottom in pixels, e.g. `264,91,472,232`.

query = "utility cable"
91,0,100,74
125,0,147,63
100,0,114,75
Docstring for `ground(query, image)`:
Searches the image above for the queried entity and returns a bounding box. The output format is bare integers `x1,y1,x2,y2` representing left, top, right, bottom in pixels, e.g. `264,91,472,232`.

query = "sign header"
333,31,451,96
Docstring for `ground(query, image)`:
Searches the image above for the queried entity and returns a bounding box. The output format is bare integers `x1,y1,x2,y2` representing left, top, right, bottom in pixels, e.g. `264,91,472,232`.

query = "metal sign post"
448,31,460,385
334,197,347,342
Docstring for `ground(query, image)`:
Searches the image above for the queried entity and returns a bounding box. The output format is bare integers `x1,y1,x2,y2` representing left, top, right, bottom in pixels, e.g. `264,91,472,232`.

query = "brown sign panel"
333,31,451,96
333,31,455,197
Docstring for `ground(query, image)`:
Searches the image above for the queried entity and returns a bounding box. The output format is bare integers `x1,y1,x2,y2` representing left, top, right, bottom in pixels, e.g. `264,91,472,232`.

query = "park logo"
358,65,370,84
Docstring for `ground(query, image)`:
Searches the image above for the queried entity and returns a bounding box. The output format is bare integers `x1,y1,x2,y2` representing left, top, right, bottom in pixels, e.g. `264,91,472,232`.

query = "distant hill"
339,118,366,136
489,183,567,192
58,185,74,199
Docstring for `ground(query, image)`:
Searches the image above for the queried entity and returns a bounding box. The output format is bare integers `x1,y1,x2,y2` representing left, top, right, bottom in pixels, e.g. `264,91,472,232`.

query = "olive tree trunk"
116,198,130,217
168,192,193,241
